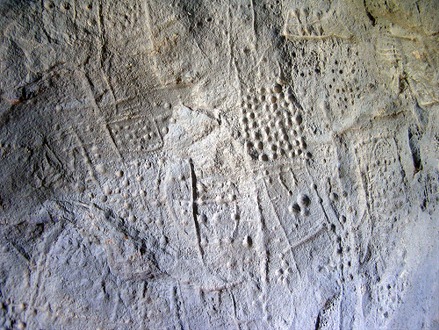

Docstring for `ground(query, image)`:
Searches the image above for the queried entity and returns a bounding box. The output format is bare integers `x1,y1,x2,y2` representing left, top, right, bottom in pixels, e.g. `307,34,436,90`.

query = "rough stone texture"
0,0,438,329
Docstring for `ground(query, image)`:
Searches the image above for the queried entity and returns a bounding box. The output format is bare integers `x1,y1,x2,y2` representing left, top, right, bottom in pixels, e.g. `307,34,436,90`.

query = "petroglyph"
0,0,437,329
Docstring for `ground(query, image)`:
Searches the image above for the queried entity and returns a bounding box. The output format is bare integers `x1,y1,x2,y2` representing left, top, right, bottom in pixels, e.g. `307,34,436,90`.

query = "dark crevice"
408,126,423,175
189,158,204,260
314,312,322,330
363,0,376,26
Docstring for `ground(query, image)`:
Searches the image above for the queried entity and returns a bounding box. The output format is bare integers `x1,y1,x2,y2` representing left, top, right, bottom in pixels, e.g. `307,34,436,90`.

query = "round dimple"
256,141,263,150
295,114,303,125
290,203,301,213
243,235,253,247
298,194,311,207
116,170,124,178
45,1,55,9
259,153,269,161
250,131,260,140
270,95,277,104
273,84,282,93
232,213,240,220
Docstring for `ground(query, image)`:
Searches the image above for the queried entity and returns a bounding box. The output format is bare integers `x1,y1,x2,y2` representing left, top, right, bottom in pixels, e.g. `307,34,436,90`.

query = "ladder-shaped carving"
283,7,352,41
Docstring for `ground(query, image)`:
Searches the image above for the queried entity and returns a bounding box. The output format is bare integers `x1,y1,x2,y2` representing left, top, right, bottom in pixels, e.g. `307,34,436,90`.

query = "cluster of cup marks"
108,102,174,154
240,83,310,161
289,192,311,217
110,118,158,151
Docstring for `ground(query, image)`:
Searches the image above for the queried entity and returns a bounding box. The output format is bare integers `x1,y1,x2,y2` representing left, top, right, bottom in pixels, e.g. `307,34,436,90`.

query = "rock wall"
0,0,438,329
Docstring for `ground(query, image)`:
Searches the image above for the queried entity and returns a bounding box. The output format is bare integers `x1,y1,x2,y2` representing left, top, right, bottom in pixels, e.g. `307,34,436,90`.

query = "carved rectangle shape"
108,116,163,158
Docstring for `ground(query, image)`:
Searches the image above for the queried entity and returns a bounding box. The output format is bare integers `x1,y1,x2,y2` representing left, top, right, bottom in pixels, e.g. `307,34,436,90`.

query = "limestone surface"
0,0,438,329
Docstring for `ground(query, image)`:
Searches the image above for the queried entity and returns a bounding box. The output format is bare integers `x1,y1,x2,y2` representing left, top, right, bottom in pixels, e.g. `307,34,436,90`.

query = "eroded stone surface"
0,0,438,329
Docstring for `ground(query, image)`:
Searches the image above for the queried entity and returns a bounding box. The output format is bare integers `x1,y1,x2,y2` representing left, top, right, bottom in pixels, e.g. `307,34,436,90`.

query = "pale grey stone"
0,0,438,329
